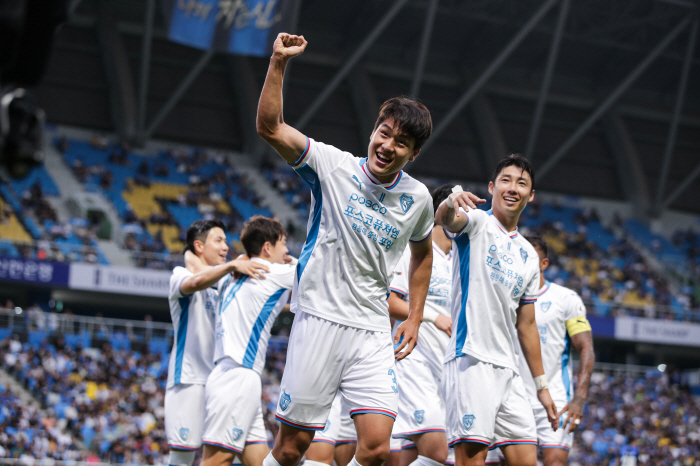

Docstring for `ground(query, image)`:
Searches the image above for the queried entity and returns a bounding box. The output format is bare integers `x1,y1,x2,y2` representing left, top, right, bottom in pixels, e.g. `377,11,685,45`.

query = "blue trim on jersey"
386,171,402,190
455,235,471,357
295,165,322,281
218,276,248,315
174,296,191,385
288,137,310,168
562,332,572,403
242,288,286,369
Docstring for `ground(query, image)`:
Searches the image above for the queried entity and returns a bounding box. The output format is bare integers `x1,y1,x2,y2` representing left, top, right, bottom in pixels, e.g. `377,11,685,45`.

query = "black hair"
526,236,548,258
432,184,453,215
185,219,226,253
373,96,433,150
240,216,287,257
491,153,535,190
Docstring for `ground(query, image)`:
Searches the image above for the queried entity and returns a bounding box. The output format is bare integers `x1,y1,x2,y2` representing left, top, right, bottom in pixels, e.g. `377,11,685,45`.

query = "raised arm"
256,33,309,163
516,302,558,430
435,191,486,233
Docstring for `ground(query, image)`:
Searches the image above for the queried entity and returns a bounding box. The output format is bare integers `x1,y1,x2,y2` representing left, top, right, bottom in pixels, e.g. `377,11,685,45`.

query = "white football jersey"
445,209,540,373
519,281,587,404
167,266,218,388
215,258,294,376
289,138,434,332
390,242,452,375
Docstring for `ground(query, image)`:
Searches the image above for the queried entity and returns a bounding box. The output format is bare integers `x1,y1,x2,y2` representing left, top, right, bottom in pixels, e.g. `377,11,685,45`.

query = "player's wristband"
287,256,298,266
422,307,439,323
534,374,549,391
445,185,463,209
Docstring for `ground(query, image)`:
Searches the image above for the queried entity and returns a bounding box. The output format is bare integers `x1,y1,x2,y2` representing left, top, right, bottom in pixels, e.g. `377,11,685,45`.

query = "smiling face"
195,227,229,266
366,118,419,183
488,164,535,218
263,235,289,265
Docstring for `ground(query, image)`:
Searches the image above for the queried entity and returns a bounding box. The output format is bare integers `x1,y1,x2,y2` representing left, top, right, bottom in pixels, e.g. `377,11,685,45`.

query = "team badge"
279,391,291,411
400,194,414,213
462,414,475,431
520,248,528,263
232,428,243,441
322,420,331,432
414,410,424,424
541,301,552,312
179,427,190,440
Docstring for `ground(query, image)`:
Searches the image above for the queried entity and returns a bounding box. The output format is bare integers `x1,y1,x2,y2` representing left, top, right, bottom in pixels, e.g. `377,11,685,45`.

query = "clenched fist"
272,33,308,60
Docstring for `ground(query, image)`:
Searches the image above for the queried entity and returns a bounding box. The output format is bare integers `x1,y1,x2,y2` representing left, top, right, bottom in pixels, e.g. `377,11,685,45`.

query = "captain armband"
565,316,592,337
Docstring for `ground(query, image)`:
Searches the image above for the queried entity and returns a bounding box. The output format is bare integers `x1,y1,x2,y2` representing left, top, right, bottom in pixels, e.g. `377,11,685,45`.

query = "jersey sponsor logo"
179,427,190,440
462,414,475,431
399,194,414,213
541,301,552,312
352,175,363,190
379,192,386,203
349,193,388,215
232,428,243,441
322,420,331,432
414,410,424,424
520,248,528,263
279,391,291,411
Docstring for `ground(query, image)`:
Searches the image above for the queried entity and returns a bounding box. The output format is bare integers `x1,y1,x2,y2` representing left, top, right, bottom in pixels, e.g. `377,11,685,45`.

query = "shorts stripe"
401,443,416,450
311,439,336,445
245,440,269,446
393,428,445,437
169,444,199,451
491,440,537,449
448,438,490,447
336,440,357,445
275,414,325,431
202,441,243,454
390,449,402,453
349,409,396,419
541,444,570,451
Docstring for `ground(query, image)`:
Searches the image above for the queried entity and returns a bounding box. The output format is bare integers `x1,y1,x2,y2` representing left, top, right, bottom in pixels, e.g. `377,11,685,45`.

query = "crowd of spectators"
672,228,700,279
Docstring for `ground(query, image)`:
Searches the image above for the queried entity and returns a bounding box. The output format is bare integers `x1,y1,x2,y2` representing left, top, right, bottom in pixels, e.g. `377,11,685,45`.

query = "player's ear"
542,257,549,271
488,181,494,195
528,189,535,202
409,148,420,162
194,240,204,255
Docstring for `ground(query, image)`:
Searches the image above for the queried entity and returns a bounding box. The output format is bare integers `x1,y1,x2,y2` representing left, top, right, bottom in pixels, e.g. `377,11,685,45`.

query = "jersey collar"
432,241,448,259
487,209,519,238
359,158,402,190
538,280,551,296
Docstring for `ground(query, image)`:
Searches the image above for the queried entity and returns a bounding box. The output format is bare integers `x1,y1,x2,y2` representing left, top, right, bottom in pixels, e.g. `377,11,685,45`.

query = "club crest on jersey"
179,427,190,440
520,248,528,263
400,194,414,213
462,414,475,431
279,391,291,411
232,428,243,440
322,420,331,432
414,410,424,424
541,301,552,312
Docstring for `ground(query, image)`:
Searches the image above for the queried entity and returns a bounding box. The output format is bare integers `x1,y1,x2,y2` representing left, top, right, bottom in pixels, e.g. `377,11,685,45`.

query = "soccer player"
388,184,453,466
166,220,269,466
256,33,435,466
435,154,558,466
305,393,357,466
520,236,595,466
201,216,296,466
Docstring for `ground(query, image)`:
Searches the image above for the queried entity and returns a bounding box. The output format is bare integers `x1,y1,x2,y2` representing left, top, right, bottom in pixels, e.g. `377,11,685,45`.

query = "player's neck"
432,225,451,254
539,276,546,289
492,207,520,232
366,165,400,184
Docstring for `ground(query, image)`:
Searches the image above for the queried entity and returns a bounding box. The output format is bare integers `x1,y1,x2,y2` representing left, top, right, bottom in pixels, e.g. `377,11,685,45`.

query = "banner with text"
615,316,700,347
162,0,292,56
0,257,70,287
69,263,171,298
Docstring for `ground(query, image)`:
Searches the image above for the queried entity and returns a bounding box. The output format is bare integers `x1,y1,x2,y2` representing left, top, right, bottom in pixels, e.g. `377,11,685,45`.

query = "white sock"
304,461,332,466
409,455,444,466
263,452,283,466
167,450,195,466
349,457,363,466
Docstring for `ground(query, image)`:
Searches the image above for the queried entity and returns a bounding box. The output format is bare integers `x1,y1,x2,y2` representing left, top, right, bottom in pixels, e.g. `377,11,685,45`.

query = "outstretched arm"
559,330,595,432
435,191,486,233
256,33,309,163
179,258,270,295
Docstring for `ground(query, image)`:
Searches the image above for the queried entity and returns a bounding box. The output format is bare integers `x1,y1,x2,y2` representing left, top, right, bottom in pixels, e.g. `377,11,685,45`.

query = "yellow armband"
566,316,592,337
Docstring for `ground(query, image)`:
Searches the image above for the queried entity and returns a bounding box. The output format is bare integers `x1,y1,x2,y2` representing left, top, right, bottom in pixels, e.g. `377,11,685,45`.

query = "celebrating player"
166,220,269,466
256,33,435,466
388,184,453,466
435,154,557,466
520,236,595,466
200,216,296,466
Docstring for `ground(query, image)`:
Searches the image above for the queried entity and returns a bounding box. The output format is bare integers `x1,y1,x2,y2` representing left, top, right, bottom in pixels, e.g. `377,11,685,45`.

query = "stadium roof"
35,0,700,215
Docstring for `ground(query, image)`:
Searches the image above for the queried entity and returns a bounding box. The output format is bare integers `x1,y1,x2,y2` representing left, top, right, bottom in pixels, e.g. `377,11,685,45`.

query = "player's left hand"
393,318,420,361
434,315,452,337
558,395,585,433
537,388,558,431
184,249,205,272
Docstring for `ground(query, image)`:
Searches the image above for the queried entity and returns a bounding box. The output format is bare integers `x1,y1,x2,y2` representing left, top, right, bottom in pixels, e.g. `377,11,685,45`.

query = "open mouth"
503,196,518,206
375,151,392,167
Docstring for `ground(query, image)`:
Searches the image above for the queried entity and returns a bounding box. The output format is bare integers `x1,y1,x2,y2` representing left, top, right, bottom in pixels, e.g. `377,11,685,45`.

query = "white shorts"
535,402,573,451
392,354,445,439
312,393,357,445
202,358,268,453
277,312,398,430
445,448,454,465
443,355,536,449
165,383,205,450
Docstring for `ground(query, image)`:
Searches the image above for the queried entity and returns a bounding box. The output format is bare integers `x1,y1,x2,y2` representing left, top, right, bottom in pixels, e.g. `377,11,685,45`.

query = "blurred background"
0,0,699,465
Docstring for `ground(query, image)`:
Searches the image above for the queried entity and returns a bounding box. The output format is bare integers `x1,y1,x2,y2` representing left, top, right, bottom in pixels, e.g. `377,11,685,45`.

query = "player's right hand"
393,318,420,361
434,315,452,337
448,191,486,217
537,388,559,431
272,33,308,60
230,258,269,280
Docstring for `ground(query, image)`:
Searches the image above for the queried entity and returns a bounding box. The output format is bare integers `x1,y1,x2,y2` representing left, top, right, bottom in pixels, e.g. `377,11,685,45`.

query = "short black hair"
432,184,453,214
240,216,286,257
491,153,535,190
526,236,548,258
373,96,433,150
185,219,226,253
